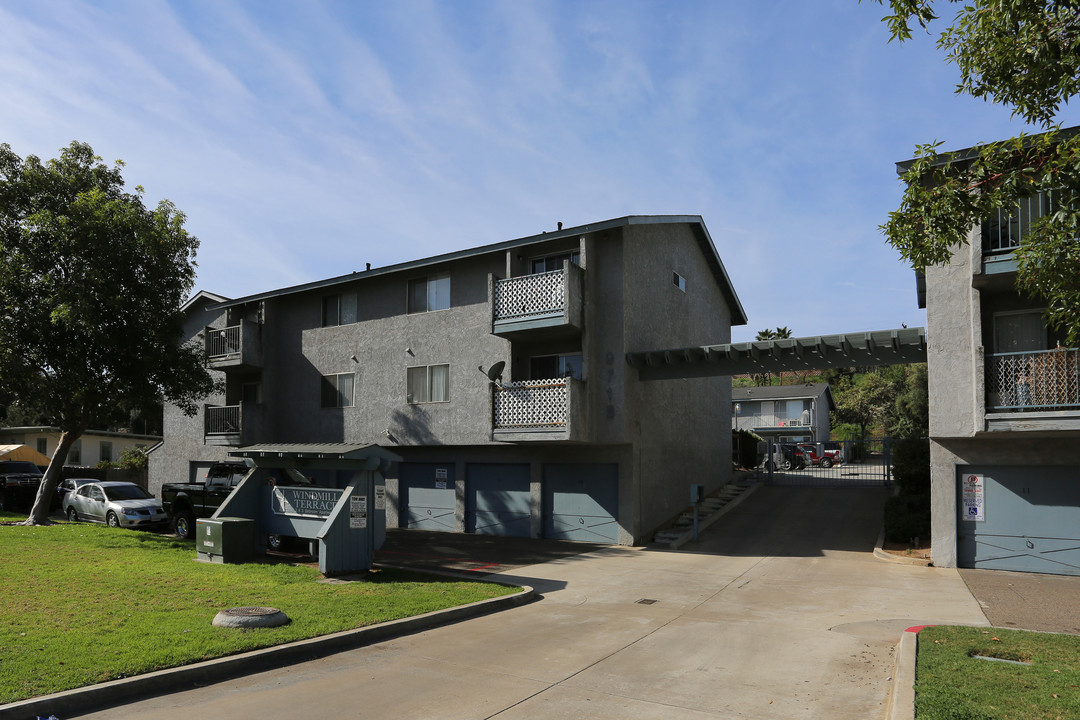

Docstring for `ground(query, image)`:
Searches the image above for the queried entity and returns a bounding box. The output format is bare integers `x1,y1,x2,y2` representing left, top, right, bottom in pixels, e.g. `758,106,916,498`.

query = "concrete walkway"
64,487,987,720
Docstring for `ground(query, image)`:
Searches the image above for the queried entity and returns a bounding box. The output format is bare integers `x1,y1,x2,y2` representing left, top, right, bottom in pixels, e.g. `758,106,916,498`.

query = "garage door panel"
958,465,1080,576
544,463,618,543
466,463,530,537
400,463,456,532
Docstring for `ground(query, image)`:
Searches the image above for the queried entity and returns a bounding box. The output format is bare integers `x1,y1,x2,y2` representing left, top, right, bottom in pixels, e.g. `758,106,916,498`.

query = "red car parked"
797,444,842,468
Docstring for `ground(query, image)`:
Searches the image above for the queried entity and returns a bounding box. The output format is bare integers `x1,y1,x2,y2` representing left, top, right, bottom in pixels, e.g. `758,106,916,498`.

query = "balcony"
733,414,812,431
204,403,263,446
492,378,587,442
491,263,583,339
205,320,262,370
985,347,1080,431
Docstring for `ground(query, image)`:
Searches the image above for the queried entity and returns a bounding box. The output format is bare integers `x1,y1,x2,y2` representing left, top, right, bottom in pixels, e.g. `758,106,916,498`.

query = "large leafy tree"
0,141,216,525
871,1,1080,343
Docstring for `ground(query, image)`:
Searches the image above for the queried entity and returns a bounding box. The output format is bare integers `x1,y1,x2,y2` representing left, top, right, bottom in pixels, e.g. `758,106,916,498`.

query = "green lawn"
0,511,518,703
916,625,1080,719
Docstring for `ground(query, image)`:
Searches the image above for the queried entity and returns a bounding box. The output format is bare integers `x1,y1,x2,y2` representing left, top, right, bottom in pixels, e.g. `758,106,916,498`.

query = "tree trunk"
23,430,81,526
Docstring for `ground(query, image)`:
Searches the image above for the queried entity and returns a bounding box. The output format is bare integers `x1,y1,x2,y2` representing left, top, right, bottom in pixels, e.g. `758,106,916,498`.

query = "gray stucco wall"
264,254,509,447
149,298,231,498
620,223,734,537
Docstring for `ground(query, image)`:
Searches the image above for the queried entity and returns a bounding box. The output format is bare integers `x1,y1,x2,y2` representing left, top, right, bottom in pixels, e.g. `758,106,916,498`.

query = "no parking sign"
962,473,985,522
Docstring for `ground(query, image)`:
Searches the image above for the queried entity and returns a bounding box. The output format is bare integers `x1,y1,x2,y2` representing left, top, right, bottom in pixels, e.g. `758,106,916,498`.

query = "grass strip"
0,512,517,703
916,625,1080,719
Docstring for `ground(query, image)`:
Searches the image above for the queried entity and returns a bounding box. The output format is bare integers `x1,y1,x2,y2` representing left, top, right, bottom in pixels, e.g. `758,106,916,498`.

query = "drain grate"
635,598,658,605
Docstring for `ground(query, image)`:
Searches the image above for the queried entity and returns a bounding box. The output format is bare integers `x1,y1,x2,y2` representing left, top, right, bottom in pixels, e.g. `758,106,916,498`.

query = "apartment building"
151,215,747,545
910,136,1080,575
731,383,834,444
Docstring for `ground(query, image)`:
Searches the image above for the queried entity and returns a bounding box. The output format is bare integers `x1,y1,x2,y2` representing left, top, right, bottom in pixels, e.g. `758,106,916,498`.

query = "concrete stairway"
651,480,760,549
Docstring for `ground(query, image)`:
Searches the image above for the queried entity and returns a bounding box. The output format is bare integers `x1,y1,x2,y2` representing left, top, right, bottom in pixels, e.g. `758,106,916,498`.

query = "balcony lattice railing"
987,347,1080,411
493,379,569,429
493,270,566,322
735,414,811,429
205,405,241,435
206,325,241,360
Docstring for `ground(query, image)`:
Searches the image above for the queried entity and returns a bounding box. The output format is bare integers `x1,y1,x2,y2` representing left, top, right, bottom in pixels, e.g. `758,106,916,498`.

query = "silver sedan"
63,481,168,529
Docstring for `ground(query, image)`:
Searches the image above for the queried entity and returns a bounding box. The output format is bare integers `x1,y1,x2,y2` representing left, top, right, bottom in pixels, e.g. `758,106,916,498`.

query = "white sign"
435,468,448,480
961,473,985,522
374,486,386,510
350,495,368,529
272,487,340,518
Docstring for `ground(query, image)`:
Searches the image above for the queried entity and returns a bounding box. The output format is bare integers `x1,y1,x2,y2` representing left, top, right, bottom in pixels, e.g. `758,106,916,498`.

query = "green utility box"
196,517,255,564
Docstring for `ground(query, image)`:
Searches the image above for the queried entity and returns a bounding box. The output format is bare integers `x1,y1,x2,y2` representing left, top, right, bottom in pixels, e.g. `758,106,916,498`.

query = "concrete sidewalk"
29,487,991,720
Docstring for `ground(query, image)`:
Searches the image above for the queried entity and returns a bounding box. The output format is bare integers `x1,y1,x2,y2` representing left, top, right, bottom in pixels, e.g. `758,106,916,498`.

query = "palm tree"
753,329,777,386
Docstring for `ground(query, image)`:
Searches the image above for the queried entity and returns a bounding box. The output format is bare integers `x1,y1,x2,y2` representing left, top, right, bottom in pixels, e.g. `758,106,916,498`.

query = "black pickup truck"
161,462,250,538
0,460,44,511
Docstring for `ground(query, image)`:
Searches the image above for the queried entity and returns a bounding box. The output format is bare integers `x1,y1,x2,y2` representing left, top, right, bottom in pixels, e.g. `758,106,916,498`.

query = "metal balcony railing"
206,325,241,360
734,414,811,429
205,405,241,435
493,270,566,322
493,379,569,429
987,347,1080,411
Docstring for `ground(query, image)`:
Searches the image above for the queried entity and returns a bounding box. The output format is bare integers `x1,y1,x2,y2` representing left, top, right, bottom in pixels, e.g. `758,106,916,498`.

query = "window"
321,373,355,408
530,251,580,274
530,353,583,380
408,274,450,313
67,440,81,465
36,438,47,456
322,291,358,327
993,310,1047,353
407,364,450,403
673,272,686,292
99,441,113,464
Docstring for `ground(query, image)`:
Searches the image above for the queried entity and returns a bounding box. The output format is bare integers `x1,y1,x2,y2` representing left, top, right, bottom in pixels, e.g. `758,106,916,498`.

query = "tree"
751,327,794,386
870,1,1080,343
0,141,217,525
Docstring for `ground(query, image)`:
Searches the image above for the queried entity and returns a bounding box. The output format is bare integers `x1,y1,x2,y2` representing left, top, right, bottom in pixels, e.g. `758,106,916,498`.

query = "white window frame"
407,364,450,403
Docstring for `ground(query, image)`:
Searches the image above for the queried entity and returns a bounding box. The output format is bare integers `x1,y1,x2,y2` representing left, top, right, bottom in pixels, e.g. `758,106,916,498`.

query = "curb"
0,576,534,720
885,629,918,720
873,527,932,566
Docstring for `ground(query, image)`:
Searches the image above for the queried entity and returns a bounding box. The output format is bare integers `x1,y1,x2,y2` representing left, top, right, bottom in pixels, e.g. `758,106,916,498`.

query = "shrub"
891,437,930,496
732,429,760,469
884,494,931,544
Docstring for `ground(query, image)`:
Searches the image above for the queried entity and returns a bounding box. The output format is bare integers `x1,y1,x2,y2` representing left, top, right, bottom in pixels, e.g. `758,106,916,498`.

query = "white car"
63,481,168,529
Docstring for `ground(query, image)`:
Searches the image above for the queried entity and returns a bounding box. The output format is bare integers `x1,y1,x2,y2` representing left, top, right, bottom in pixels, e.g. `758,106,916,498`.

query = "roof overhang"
228,443,402,470
627,327,927,381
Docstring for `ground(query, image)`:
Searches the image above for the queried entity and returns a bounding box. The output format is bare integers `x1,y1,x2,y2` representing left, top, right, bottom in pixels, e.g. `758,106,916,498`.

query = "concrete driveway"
73,487,987,720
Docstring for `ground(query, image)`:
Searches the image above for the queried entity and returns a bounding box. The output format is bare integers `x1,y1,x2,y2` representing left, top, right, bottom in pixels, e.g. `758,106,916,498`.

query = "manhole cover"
635,598,658,605
212,606,290,628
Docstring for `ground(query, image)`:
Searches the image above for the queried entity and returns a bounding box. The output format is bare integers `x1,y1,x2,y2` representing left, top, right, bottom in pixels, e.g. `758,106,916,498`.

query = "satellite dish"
479,361,505,383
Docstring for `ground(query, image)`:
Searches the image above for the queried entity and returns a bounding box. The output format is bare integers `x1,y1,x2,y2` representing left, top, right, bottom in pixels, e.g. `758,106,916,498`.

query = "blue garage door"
543,463,619,543
400,463,456,532
466,463,531,537
958,465,1080,575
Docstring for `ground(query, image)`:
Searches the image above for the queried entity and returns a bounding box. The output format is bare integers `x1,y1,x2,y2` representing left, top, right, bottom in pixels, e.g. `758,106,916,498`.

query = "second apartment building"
151,215,747,545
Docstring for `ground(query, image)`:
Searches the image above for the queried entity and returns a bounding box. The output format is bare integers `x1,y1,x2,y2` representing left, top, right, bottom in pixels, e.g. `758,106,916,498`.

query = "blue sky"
2,0,1075,343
